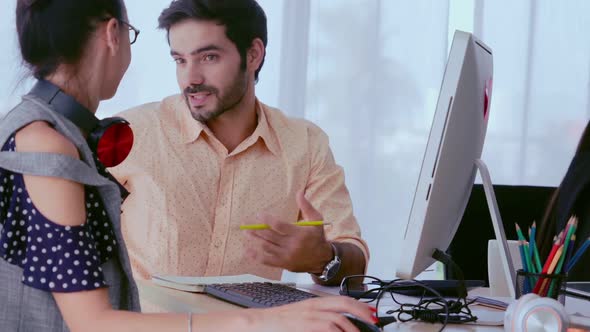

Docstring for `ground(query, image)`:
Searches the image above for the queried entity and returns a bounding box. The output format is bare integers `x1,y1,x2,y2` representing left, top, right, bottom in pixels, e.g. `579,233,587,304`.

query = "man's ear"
247,38,265,74
105,18,120,56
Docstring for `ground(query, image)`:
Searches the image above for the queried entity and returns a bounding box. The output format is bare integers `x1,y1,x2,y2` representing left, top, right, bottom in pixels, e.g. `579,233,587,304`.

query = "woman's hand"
244,296,377,332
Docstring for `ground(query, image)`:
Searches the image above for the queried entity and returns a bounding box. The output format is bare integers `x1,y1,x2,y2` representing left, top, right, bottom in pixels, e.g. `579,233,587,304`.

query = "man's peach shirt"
110,95,369,280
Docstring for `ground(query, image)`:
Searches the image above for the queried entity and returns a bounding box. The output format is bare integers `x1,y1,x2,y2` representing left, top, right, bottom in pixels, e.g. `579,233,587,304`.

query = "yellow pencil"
539,245,564,296
240,221,329,230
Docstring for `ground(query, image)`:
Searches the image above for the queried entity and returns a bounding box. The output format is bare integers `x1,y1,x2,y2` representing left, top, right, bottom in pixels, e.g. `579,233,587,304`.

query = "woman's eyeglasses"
120,20,140,45
101,17,140,45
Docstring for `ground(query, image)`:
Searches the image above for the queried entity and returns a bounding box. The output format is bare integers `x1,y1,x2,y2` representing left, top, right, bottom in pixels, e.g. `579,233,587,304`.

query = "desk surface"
136,279,514,331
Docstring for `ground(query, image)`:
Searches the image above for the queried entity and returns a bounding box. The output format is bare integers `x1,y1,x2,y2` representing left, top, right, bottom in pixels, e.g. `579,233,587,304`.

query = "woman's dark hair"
158,0,268,82
537,121,590,258
16,0,126,79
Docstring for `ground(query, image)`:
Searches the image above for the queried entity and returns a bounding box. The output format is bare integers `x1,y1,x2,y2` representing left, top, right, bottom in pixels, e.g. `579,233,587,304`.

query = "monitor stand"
474,158,516,299
427,159,516,299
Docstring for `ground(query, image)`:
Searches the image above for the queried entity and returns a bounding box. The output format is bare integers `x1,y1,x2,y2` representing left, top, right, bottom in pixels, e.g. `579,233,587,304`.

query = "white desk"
136,279,527,331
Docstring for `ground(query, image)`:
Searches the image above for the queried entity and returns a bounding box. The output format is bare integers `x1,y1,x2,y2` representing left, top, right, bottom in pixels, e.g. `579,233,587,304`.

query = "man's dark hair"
16,0,126,79
158,0,268,82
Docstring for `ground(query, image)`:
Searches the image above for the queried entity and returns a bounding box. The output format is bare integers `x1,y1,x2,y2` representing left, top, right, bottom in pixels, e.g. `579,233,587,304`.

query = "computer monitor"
395,30,495,281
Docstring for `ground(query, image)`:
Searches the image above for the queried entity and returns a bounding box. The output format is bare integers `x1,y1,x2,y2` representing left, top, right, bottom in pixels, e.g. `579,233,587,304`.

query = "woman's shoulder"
15,121,79,159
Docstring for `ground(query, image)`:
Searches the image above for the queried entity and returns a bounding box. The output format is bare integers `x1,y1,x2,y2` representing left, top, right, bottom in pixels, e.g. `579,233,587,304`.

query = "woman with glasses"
0,1,374,331
537,121,590,282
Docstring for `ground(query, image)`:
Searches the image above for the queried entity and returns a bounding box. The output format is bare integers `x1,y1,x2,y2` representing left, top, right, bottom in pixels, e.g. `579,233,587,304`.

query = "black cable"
433,249,468,298
340,275,478,331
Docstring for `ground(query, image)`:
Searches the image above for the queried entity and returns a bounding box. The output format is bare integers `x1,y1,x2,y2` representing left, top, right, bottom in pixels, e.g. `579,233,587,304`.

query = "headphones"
504,293,590,332
29,79,134,168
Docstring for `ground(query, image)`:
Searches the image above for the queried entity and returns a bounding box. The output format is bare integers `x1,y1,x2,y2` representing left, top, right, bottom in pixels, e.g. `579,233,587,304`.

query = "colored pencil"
547,218,578,298
515,224,535,272
515,223,526,242
538,245,563,296
518,240,531,293
565,234,576,268
523,241,535,274
532,234,561,294
530,222,542,273
566,237,590,272
556,217,577,274
239,221,329,230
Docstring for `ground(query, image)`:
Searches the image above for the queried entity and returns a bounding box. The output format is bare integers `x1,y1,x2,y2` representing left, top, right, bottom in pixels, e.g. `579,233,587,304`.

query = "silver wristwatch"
317,243,341,282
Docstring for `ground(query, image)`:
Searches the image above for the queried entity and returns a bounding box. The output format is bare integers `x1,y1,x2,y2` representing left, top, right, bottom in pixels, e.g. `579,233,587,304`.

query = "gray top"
0,95,140,331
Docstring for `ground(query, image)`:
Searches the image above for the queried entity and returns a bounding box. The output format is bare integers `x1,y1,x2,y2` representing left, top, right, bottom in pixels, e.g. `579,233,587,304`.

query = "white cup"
488,239,522,297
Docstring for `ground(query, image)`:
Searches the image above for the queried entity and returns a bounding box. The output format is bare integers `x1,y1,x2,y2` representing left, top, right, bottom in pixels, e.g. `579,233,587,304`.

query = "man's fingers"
246,227,286,246
256,214,299,235
247,247,285,268
247,232,283,253
296,190,323,221
245,233,293,269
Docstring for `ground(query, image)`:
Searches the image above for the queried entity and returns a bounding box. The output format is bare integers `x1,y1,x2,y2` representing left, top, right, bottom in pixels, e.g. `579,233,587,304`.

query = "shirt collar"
167,95,205,144
174,96,279,156
250,100,280,156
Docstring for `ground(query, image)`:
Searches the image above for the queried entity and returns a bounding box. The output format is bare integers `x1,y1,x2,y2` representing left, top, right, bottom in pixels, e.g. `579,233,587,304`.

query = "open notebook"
151,274,295,293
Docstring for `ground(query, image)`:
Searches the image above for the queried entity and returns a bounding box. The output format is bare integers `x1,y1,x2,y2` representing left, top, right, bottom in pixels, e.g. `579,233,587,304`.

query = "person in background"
538,121,590,281
0,0,376,331
110,0,369,289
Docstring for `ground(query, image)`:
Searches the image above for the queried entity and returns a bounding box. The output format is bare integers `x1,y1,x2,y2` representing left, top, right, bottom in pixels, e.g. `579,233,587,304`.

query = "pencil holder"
515,269,568,304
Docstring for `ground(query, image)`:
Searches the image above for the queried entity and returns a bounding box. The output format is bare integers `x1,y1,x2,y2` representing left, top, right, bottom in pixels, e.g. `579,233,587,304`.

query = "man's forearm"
311,242,366,286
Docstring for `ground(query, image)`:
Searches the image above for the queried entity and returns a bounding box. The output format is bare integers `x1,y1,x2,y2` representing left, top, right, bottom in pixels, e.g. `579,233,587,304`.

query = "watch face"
324,257,341,280
318,243,341,281
326,265,339,279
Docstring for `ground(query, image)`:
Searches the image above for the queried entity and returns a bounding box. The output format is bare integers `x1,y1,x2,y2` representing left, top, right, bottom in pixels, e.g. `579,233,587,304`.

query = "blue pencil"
518,240,531,293
566,237,590,272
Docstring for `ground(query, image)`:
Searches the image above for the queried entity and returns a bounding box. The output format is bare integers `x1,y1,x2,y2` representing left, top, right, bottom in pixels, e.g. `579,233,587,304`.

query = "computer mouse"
342,313,381,332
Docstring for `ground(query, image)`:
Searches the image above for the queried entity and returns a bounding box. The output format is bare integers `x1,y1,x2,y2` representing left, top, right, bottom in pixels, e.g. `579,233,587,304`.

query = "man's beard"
183,68,248,123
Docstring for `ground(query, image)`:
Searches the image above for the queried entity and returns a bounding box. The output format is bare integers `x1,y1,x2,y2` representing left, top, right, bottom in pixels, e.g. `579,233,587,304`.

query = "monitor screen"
396,30,493,280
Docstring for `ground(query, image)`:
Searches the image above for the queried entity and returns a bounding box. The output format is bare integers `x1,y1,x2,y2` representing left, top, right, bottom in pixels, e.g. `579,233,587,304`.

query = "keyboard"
204,282,318,308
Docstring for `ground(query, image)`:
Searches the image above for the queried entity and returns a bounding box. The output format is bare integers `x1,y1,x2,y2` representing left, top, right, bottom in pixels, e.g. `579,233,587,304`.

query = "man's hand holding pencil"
243,190,335,274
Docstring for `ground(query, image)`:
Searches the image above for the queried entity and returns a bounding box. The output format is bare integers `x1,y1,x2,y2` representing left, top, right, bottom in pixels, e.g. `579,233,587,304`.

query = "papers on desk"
151,274,295,293
566,281,590,300
465,308,506,326
467,296,510,311
464,296,511,326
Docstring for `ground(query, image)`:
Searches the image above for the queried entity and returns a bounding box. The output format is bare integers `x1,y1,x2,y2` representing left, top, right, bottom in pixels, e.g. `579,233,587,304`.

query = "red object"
532,233,562,294
483,78,492,119
96,122,134,167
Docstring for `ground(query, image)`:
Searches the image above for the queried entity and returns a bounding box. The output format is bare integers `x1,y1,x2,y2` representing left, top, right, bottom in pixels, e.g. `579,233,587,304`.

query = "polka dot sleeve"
0,134,116,292
16,222,107,292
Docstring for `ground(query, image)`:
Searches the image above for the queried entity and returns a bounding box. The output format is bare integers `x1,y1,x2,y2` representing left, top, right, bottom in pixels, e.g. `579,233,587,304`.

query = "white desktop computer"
395,30,516,299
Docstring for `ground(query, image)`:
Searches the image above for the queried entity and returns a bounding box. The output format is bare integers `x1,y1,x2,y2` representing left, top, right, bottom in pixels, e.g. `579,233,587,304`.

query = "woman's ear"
104,18,120,56
247,38,265,74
